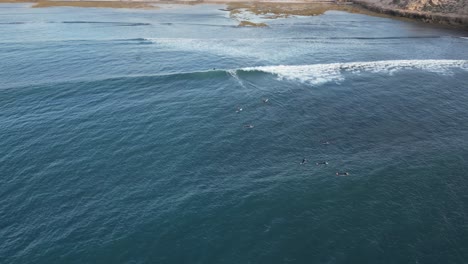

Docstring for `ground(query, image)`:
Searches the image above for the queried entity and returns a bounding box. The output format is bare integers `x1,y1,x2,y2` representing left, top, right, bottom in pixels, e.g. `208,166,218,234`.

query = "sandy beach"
0,0,466,27
0,0,156,8
0,0,394,21
32,1,154,8
0,0,394,27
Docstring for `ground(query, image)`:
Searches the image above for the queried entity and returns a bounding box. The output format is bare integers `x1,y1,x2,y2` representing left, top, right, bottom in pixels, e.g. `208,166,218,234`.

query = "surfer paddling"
336,172,349,176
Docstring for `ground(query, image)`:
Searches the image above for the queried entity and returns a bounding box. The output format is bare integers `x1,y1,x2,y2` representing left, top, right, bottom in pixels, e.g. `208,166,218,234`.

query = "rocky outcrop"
353,0,468,27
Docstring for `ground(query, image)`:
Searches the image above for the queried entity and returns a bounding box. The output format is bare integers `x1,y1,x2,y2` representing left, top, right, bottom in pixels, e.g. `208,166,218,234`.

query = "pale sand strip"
32,1,155,8
0,0,466,27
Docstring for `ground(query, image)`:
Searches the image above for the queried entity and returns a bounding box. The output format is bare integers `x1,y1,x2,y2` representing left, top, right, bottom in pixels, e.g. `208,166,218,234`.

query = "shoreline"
33,1,155,8
0,0,156,8
353,0,468,28
1,0,467,28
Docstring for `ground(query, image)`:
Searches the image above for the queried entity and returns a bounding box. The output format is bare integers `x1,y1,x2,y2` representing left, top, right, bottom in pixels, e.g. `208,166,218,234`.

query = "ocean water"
1,3,468,263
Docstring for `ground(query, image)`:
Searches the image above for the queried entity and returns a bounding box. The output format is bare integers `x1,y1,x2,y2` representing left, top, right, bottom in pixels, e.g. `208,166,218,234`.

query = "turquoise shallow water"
1,3,468,264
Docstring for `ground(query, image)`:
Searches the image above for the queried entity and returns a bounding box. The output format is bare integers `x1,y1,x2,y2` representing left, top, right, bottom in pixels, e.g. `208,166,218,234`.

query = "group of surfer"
238,98,349,176
300,143,349,176
300,159,330,166
238,98,269,128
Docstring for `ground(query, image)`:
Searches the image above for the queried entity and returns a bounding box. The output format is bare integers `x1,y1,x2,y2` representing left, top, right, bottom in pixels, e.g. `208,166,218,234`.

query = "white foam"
227,69,246,88
145,38,267,59
143,37,312,61
240,60,468,85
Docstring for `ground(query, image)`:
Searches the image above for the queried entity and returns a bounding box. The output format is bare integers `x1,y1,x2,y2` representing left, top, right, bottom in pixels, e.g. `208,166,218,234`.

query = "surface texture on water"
1,3,468,264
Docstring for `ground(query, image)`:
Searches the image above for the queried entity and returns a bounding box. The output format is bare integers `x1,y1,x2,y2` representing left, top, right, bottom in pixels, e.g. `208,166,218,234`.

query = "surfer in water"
236,107,243,113
316,161,328,166
262,98,269,103
244,124,254,129
300,158,308,165
320,140,330,145
336,172,349,176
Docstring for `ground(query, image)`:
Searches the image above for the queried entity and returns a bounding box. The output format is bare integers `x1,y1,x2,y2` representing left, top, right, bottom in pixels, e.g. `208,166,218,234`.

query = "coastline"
353,0,468,28
0,0,467,28
0,0,156,8
32,1,154,8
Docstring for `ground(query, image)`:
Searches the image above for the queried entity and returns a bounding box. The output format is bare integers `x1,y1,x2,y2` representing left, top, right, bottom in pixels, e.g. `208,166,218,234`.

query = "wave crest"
239,60,468,85
6,60,466,90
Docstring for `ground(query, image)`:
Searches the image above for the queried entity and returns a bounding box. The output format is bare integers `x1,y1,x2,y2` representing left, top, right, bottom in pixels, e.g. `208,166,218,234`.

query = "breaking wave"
239,60,468,85
6,60,467,90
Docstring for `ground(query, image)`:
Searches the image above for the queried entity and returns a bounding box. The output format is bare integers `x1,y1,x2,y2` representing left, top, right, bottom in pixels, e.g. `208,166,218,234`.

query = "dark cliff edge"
352,0,468,28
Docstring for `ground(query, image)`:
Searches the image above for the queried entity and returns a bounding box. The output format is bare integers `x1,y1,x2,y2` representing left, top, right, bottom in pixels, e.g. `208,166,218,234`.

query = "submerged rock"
238,20,268,27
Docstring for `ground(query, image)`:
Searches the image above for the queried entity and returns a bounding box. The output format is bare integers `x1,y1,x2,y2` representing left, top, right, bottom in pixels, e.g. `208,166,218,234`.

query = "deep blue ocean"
1,3,468,263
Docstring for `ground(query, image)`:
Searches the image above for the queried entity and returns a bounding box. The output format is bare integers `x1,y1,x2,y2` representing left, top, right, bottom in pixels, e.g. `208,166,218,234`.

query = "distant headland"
353,0,468,28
